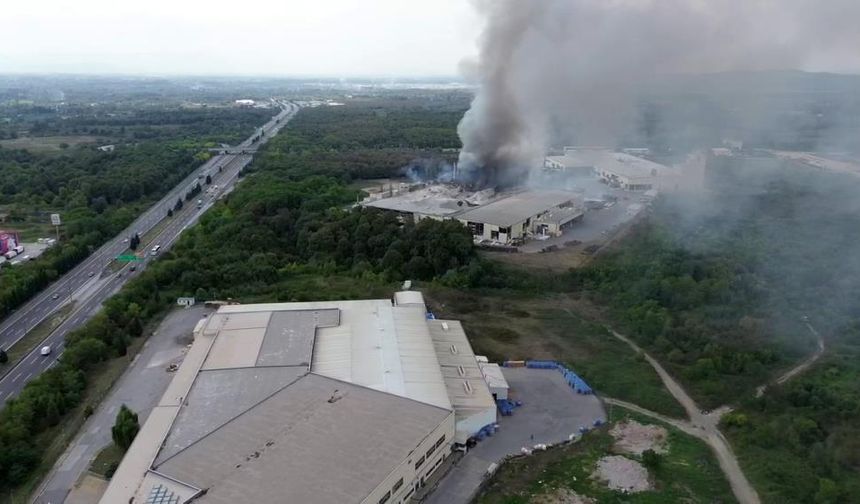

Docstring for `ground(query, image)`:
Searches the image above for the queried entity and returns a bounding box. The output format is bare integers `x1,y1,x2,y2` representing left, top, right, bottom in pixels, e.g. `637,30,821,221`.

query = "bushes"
111,405,140,451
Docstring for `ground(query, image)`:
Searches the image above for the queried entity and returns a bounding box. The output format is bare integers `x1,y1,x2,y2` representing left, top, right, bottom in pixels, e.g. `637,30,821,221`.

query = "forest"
0,103,272,319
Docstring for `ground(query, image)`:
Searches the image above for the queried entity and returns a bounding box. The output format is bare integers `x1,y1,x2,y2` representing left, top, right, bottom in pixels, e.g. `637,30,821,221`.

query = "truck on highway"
3,245,23,259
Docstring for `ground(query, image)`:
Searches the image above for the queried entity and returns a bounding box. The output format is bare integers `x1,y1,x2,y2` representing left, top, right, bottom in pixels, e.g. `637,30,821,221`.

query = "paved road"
0,101,299,406
35,305,213,504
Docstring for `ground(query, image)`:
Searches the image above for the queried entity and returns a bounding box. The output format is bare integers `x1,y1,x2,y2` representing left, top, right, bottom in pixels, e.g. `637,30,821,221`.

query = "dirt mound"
609,419,668,455
530,488,595,504
592,455,651,493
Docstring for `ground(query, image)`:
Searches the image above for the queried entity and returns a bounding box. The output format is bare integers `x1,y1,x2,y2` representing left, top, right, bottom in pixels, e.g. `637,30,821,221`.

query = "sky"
2,0,860,78
0,0,480,77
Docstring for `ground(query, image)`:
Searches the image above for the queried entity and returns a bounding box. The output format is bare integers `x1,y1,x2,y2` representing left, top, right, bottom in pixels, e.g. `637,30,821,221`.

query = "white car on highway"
40,345,52,356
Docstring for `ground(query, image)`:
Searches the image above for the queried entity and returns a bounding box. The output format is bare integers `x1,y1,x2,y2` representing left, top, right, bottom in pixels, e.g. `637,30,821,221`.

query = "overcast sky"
0,0,480,77
2,0,860,78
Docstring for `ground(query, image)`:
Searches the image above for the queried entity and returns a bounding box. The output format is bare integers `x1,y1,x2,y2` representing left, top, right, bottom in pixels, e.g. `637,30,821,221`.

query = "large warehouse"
554,148,679,191
101,291,495,504
456,190,583,244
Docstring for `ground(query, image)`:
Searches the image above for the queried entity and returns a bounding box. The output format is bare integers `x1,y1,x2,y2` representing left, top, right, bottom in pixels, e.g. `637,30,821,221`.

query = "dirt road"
608,329,761,504
756,322,825,397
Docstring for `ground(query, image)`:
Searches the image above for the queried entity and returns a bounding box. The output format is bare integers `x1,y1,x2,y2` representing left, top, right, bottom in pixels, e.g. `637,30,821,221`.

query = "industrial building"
549,148,679,192
543,154,596,176
362,185,496,223
101,291,496,504
456,190,583,244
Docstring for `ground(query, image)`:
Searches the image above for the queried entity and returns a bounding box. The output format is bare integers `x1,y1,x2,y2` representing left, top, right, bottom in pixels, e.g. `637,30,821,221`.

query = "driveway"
424,367,605,504
34,305,212,504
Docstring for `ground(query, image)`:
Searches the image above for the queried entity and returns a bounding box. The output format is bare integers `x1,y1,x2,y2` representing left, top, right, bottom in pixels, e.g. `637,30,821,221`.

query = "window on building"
379,490,391,504
426,443,436,458
393,478,404,493
435,435,446,448
415,455,425,470
404,487,415,499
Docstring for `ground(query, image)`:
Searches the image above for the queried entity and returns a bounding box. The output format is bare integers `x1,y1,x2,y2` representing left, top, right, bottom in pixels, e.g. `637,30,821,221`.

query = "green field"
0,136,100,152
425,286,686,418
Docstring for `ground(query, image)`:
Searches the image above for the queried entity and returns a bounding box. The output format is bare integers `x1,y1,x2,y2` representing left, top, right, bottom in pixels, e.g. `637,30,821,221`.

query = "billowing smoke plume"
457,0,860,186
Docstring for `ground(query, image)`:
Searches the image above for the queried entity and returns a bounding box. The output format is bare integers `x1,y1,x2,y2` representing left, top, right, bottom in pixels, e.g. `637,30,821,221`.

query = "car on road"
51,293,59,300
88,271,95,277
130,265,136,272
40,345,52,356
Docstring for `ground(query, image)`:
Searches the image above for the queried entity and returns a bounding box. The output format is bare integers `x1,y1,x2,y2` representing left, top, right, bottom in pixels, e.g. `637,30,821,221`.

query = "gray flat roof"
154,373,451,504
456,190,578,227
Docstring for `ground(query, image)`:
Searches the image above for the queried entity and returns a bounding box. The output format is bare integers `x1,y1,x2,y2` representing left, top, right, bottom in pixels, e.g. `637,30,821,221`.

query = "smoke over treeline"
457,0,860,184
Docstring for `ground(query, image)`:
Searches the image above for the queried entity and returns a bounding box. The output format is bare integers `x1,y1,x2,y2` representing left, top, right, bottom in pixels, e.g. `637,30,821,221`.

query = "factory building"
101,292,495,504
456,190,583,245
544,154,597,176
552,148,679,192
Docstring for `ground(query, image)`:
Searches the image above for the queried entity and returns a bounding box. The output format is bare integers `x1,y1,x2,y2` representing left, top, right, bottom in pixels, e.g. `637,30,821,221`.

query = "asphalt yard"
424,367,606,504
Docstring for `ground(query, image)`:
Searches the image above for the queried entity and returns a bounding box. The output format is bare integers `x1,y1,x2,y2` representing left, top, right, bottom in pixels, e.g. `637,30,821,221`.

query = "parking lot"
424,367,606,504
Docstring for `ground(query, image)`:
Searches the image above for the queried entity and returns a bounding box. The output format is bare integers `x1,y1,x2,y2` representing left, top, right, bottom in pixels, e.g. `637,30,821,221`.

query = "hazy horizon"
4,0,860,78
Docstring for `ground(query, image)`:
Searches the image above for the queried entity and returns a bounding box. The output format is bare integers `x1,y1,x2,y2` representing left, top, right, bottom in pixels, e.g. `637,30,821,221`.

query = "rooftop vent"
450,344,458,354
463,380,473,394
442,322,449,331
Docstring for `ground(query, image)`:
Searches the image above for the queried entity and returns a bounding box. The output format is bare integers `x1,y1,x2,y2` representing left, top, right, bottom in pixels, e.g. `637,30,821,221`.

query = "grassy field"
0,136,100,153
0,303,75,380
424,286,686,418
89,444,124,478
477,406,734,504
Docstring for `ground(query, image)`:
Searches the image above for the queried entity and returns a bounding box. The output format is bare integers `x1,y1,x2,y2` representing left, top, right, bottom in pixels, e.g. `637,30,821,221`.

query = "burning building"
456,190,582,244
362,184,582,246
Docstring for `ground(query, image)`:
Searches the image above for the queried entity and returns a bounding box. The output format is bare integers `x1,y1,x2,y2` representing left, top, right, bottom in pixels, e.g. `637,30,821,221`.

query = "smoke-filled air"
457,0,860,185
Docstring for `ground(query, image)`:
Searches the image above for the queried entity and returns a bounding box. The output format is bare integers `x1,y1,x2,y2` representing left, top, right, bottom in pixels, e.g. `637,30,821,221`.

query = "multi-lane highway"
0,101,299,404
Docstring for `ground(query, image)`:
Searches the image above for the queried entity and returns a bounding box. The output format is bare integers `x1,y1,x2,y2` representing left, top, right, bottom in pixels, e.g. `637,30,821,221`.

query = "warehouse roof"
428,319,497,442
563,149,672,180
154,373,450,504
456,190,578,227
102,293,475,504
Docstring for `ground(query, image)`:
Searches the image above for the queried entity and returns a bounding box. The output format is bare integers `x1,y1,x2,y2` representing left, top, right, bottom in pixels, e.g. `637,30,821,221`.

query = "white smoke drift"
457,0,860,186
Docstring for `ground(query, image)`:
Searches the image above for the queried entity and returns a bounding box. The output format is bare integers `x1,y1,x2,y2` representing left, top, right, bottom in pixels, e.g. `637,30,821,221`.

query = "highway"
0,100,299,405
